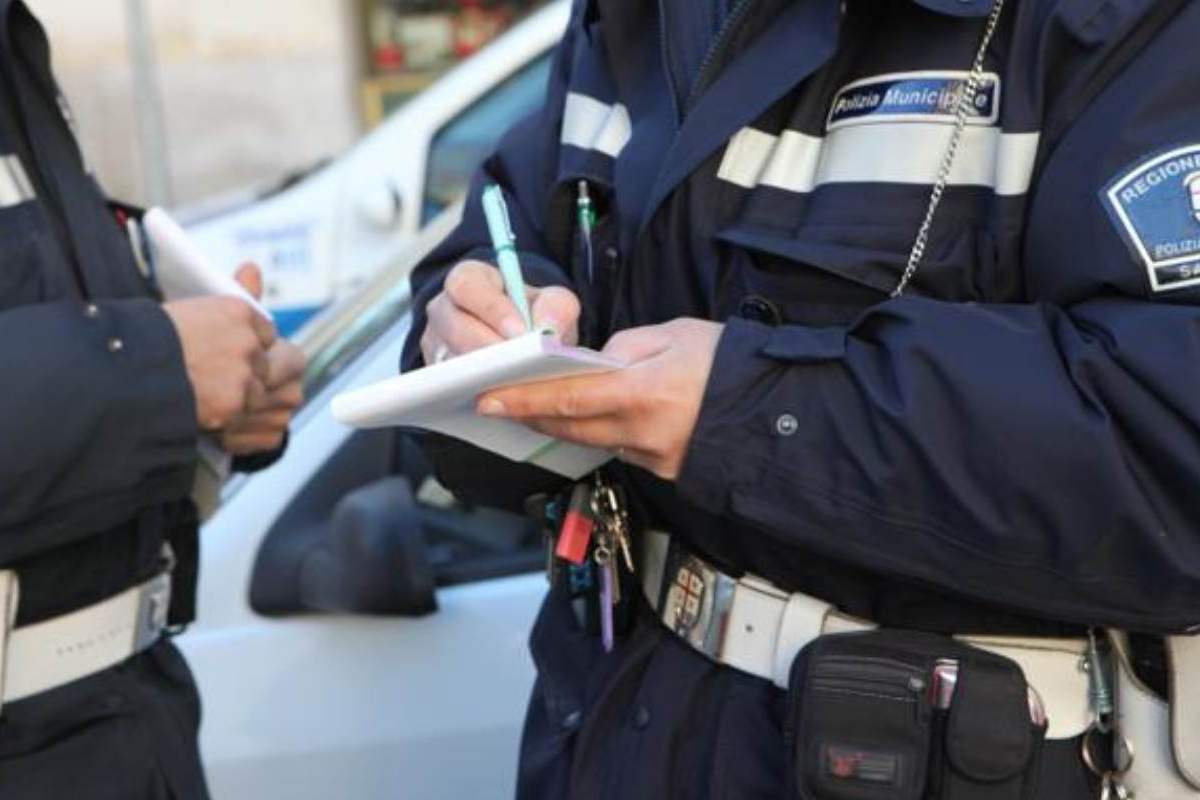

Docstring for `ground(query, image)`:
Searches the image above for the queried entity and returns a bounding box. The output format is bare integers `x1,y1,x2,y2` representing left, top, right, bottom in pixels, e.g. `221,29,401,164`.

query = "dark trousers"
0,639,210,800
517,591,1101,799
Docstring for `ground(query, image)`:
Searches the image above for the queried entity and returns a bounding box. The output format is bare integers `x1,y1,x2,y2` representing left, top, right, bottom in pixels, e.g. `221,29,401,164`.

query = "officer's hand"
476,318,723,480
218,264,306,455
220,337,306,455
420,260,580,363
163,266,276,431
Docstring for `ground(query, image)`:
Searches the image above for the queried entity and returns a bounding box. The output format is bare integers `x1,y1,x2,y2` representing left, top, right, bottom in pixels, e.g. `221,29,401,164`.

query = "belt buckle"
133,573,172,653
660,543,736,660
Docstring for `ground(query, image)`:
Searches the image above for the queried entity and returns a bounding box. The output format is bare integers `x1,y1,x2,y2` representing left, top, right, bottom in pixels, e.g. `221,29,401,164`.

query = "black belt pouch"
785,630,1045,800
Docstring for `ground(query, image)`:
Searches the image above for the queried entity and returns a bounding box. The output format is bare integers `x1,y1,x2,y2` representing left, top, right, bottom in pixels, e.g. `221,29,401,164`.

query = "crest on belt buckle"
1103,144,1200,292
665,558,708,637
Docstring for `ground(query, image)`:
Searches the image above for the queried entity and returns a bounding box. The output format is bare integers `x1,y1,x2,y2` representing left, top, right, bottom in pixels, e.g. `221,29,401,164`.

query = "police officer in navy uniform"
0,2,305,797
409,0,1200,796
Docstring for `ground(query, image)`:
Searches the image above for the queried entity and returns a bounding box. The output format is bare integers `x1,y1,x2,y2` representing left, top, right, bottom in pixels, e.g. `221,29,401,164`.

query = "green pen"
481,184,533,331
577,179,596,283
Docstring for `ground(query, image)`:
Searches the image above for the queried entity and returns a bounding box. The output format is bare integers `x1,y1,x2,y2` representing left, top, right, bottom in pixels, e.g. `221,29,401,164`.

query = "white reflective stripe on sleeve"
717,125,1041,197
0,155,36,208
560,93,632,158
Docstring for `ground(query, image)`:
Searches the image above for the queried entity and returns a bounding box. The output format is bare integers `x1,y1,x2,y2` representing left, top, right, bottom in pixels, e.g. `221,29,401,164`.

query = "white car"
178,208,550,799
183,2,568,336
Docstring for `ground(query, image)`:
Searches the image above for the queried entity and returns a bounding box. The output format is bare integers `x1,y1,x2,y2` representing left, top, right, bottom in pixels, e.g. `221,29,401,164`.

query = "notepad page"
330,330,622,477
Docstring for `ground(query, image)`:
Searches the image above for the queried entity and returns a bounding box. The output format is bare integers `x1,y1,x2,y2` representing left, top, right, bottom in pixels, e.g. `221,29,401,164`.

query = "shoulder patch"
1103,145,1200,293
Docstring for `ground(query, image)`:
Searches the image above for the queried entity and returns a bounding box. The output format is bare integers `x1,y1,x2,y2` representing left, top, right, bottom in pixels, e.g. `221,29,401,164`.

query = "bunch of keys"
552,473,633,652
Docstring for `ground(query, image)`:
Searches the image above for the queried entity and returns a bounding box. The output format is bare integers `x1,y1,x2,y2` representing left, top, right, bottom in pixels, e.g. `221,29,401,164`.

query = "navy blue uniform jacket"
405,0,1200,638
0,1,198,625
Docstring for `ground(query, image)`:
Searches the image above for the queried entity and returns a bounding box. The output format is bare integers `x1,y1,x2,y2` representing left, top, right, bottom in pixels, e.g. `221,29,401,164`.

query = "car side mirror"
250,474,437,618
299,476,436,616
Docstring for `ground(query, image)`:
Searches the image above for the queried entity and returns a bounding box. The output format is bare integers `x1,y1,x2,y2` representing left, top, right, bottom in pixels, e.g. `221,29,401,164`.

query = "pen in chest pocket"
576,179,596,283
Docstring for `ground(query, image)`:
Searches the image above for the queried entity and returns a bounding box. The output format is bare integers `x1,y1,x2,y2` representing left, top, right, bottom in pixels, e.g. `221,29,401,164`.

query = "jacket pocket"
715,218,1003,327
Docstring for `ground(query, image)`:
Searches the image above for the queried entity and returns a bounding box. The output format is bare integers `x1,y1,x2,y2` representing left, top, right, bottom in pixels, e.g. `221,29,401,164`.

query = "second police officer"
410,0,1200,797
0,1,305,797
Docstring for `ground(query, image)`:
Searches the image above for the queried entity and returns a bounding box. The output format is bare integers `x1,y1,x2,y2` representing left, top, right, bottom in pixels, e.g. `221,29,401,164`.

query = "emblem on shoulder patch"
1103,145,1200,292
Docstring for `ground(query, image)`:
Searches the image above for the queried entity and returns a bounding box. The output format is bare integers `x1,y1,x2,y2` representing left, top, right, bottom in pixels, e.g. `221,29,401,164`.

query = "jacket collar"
638,0,841,232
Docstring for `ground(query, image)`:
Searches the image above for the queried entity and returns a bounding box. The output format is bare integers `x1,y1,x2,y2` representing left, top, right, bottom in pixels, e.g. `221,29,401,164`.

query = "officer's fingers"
234,263,264,301
446,259,505,293
250,347,271,384
243,377,273,413
426,302,505,359
230,408,292,434
478,373,629,420
443,261,525,338
221,428,286,456
263,379,304,411
601,325,673,365
521,413,630,448
265,340,307,388
529,286,581,344
250,309,277,351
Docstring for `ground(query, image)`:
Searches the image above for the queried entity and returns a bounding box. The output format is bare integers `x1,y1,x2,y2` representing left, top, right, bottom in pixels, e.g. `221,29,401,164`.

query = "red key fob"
555,484,595,565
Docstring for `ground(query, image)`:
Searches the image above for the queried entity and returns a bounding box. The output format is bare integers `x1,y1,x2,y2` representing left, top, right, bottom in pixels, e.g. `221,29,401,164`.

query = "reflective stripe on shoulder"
0,154,36,208
561,93,632,158
717,124,1040,197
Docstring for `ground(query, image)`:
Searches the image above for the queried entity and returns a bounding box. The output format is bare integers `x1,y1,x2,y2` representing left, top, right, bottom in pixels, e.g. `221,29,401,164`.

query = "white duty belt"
638,529,1094,741
0,568,171,712
639,530,1200,795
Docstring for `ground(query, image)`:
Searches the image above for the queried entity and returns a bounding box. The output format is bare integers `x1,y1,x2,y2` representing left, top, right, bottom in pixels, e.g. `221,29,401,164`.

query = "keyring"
1081,726,1135,778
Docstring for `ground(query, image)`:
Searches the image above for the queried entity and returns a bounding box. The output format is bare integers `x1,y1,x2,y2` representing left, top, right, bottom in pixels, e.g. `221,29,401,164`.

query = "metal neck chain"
892,0,1007,297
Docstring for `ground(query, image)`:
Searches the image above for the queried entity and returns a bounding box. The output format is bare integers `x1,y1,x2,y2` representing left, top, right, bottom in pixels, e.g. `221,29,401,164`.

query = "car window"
297,207,462,406
421,53,554,224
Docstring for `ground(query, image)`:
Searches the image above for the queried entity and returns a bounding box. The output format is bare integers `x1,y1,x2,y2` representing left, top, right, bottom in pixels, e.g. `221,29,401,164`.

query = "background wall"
32,0,362,208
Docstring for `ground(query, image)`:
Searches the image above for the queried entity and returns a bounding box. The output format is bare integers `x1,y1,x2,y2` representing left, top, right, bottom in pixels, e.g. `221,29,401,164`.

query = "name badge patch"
1103,145,1200,293
827,70,1000,131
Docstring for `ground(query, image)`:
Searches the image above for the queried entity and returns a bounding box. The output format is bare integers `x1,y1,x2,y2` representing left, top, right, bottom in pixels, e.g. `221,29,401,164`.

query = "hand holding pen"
418,185,581,365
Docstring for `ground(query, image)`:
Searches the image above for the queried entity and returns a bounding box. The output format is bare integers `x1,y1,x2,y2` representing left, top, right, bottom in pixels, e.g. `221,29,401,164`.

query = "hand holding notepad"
331,329,624,479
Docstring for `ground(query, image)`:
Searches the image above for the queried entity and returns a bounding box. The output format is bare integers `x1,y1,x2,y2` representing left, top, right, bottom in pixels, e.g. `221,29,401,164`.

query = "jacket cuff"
676,317,844,514
103,298,199,473
232,431,289,473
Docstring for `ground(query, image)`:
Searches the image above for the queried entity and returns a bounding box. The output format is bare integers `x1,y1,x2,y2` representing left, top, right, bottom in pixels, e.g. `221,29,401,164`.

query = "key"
591,477,635,574
609,538,622,606
613,515,634,574
556,483,595,566
595,541,614,652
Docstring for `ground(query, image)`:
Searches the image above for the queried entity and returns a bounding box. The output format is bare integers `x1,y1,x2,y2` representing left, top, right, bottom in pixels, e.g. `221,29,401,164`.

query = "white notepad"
331,330,624,479
143,207,272,321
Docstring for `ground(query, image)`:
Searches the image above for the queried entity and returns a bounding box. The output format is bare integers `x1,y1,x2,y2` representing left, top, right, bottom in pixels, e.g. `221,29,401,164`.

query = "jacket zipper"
655,0,683,126
683,0,759,116
810,656,928,692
